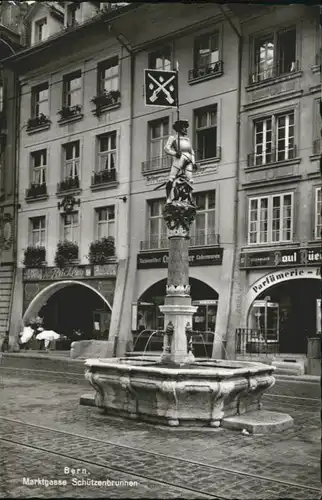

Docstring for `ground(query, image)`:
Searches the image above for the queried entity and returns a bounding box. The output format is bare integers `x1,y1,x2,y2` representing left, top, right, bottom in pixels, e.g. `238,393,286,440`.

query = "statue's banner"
144,69,178,107
137,248,224,269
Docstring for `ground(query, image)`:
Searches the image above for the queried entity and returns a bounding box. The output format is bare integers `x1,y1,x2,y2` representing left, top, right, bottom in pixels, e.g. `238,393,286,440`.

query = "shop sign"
23,264,117,281
251,267,321,295
137,247,223,269
240,246,322,269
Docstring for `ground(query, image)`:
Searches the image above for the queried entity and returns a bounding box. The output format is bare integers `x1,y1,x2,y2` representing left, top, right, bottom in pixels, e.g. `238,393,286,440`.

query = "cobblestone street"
0,367,320,499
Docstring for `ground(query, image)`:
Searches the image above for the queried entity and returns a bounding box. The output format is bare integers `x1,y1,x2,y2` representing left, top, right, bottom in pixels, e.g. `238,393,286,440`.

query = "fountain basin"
84,357,276,427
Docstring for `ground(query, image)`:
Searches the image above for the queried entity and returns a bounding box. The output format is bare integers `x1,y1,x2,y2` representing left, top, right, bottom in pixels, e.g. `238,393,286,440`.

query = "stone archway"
243,267,321,324
23,280,112,324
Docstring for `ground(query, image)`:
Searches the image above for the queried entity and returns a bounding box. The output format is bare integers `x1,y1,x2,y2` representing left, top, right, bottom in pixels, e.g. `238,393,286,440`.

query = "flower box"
58,105,82,121
91,90,121,116
54,241,79,267
27,113,50,130
57,176,79,192
23,246,46,267
26,183,47,199
88,237,115,264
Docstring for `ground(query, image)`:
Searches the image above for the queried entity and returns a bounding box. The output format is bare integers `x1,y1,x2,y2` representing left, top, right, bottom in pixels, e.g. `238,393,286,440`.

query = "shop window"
251,27,297,84
194,106,218,161
97,132,116,172
248,192,293,245
29,216,46,246
251,111,295,167
62,141,80,180
97,57,119,95
191,191,216,246
63,70,82,108
31,83,49,118
148,118,169,160
62,212,79,243
35,18,47,43
148,46,172,71
95,206,115,240
315,187,321,240
147,198,167,249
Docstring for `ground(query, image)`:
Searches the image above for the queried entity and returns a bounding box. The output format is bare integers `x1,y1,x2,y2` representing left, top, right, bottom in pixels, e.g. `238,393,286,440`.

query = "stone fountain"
83,119,293,432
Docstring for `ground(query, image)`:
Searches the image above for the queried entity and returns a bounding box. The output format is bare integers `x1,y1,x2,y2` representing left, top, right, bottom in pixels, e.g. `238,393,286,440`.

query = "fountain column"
160,205,197,364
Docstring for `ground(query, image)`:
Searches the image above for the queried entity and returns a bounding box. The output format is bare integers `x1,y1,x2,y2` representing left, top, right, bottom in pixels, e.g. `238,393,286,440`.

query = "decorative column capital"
163,201,196,234
166,284,191,296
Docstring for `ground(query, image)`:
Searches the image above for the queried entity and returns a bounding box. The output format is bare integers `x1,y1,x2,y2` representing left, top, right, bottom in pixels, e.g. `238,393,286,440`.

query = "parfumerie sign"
137,248,223,269
252,267,321,295
240,246,321,269
23,264,117,281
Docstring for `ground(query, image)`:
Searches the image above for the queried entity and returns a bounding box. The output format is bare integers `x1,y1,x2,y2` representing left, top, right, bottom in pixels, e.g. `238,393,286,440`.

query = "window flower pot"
88,236,115,264
54,241,79,267
23,246,46,267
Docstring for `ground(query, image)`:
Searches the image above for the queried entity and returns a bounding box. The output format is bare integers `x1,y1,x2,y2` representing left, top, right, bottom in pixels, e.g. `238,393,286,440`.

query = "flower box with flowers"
27,113,51,130
57,176,80,192
58,105,82,121
54,241,79,267
26,183,47,199
88,237,115,264
91,90,121,116
23,246,46,268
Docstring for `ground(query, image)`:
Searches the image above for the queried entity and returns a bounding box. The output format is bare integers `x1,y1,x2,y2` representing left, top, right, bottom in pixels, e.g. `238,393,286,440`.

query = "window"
96,206,115,240
195,106,218,160
63,212,79,243
148,118,169,159
253,111,295,166
194,32,219,69
97,132,116,172
63,71,82,108
67,3,79,26
190,191,216,245
32,83,49,117
248,193,293,245
315,188,321,240
98,57,119,94
148,46,171,71
148,199,167,249
31,149,47,185
29,216,46,246
252,27,297,82
63,141,79,179
35,18,47,42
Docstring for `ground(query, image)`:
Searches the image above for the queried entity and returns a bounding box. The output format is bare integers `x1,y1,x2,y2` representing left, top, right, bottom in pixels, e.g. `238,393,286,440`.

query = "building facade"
230,4,321,358
5,2,321,361
6,2,135,350
0,1,28,350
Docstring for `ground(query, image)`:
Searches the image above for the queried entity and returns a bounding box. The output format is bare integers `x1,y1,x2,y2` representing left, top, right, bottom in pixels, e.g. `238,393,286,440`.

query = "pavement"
0,359,320,499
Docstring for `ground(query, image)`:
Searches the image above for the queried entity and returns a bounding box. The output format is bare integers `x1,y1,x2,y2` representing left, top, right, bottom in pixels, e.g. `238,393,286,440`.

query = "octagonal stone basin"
84,357,276,427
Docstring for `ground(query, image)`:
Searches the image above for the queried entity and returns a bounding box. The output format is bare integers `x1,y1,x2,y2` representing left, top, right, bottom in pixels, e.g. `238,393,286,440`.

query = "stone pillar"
159,222,197,364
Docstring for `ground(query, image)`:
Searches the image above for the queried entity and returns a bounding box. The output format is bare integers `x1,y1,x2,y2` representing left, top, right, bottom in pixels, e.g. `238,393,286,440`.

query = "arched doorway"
247,278,320,354
23,281,112,350
137,277,219,332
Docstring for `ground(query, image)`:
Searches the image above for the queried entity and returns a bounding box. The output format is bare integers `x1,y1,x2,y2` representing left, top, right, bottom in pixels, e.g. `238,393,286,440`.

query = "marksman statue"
164,119,197,204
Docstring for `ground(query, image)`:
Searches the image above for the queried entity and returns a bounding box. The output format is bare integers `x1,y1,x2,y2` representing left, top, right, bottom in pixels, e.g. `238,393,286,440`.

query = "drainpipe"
7,68,21,351
105,23,133,356
219,6,242,359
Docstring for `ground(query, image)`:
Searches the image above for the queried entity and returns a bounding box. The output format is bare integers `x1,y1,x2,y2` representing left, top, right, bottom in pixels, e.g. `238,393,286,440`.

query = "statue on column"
164,119,198,205
163,119,197,233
